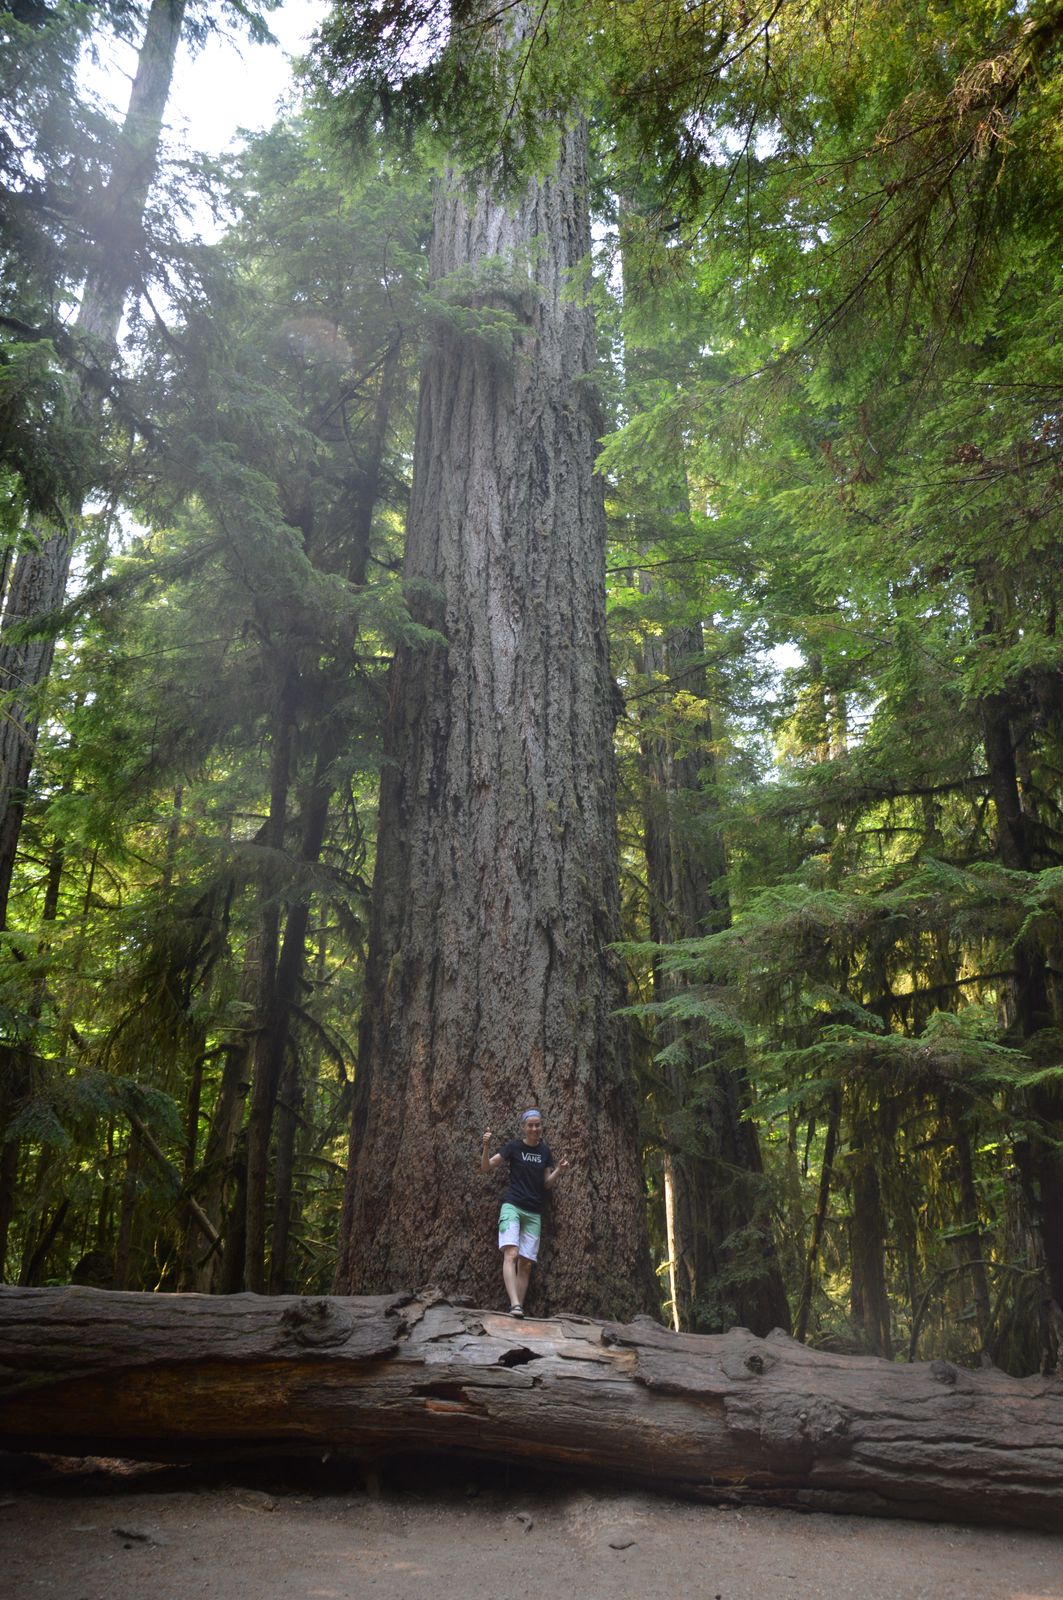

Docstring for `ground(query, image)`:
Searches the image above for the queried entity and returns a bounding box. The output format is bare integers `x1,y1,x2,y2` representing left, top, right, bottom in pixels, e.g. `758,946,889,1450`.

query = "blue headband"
521,1109,543,1123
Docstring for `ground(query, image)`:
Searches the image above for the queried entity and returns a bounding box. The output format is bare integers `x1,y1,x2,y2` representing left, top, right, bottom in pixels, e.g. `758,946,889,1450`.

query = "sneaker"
508,1303,524,1317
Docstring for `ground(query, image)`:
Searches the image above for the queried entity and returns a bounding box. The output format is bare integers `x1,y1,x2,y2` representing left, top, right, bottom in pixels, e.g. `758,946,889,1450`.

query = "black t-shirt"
500,1138,554,1214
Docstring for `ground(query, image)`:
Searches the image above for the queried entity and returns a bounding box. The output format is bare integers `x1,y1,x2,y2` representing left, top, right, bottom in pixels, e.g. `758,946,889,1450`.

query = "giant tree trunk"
336,119,653,1319
1,1286,1061,1533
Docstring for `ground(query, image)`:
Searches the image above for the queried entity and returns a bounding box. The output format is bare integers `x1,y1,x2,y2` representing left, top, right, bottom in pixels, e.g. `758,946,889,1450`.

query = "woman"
480,1109,569,1316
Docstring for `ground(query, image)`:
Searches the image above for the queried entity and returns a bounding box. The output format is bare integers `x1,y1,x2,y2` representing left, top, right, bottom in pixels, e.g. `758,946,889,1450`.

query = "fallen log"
0,1286,1060,1532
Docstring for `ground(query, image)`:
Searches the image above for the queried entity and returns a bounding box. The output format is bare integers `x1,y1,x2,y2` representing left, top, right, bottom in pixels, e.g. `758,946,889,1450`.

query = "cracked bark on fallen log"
0,1286,1060,1531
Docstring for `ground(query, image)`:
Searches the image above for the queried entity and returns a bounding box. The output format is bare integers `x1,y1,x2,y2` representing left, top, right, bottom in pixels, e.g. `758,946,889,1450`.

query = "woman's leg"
498,1206,523,1308
502,1244,521,1307
514,1210,540,1309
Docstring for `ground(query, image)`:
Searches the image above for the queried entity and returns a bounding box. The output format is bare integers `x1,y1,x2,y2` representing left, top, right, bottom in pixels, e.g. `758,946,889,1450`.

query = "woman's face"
522,1116,542,1145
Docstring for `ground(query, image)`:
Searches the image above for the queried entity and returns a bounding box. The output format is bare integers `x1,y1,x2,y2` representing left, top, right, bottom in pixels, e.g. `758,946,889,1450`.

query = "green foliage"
2,0,1061,1368
591,0,1063,1365
427,254,539,362
0,87,429,1294
311,1,578,191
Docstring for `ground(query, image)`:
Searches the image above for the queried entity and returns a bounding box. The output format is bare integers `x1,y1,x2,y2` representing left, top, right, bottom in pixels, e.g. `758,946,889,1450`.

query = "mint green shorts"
498,1202,542,1262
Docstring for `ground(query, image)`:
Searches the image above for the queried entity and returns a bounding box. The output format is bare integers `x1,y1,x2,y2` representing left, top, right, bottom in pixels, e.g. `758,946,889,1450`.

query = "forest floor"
1,1454,1061,1600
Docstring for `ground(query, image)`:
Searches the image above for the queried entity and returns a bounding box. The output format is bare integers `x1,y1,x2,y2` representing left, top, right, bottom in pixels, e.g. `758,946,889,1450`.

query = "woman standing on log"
481,1111,569,1316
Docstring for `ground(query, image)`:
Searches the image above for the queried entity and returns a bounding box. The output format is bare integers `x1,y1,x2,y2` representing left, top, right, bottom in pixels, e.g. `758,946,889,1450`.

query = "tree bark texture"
1,1286,1061,1532
337,125,653,1319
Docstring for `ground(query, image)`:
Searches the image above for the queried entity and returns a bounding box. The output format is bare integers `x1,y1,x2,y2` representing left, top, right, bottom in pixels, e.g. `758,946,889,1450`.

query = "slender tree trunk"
0,1037,32,1280
848,1101,892,1358
0,1134,20,1281
0,536,73,925
662,1152,681,1330
258,330,404,1291
337,118,653,1319
196,898,274,1292
0,0,187,926
981,692,1032,878
262,773,334,1294
161,784,183,894
112,1133,143,1292
794,1091,841,1344
268,1043,305,1296
193,924,261,1293
191,1046,246,1291
346,329,403,587
219,1146,248,1295
0,808,68,1277
96,1119,115,1254
246,724,338,1293
243,670,297,1293
176,1049,205,1290
978,667,1063,1341
15,1147,47,1286
640,619,790,1335
950,1106,992,1347
18,1198,69,1286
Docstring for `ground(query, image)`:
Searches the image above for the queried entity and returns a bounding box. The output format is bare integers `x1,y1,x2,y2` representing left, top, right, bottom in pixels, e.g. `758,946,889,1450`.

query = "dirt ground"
1,1457,1061,1600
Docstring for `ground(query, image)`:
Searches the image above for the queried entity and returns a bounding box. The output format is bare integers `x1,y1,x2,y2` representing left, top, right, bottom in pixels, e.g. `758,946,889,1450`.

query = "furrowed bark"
0,1286,1061,1534
337,117,653,1319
